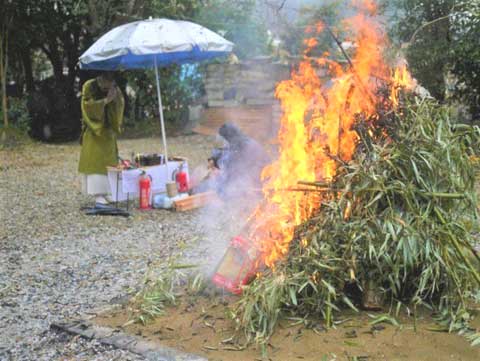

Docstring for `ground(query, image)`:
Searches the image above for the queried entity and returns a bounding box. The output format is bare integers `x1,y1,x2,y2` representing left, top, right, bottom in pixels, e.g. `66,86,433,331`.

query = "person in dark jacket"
191,122,269,197
215,122,269,197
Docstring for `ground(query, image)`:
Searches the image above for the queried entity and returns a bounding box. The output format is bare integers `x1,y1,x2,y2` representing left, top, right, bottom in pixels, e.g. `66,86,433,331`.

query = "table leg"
115,172,119,208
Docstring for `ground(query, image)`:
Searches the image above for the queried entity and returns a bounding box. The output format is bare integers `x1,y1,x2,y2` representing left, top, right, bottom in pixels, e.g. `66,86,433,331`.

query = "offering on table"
135,153,164,167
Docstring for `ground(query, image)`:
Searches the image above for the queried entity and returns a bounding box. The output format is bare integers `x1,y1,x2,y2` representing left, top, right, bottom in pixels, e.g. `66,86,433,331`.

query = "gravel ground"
0,135,215,361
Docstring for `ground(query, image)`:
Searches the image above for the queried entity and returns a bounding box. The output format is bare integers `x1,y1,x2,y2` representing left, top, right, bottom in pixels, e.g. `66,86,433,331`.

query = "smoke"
187,0,392,278
185,2,334,278
191,122,272,277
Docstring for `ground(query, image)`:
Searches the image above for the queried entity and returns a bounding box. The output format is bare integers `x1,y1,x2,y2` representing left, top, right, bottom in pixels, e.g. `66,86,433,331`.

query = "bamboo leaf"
289,287,298,306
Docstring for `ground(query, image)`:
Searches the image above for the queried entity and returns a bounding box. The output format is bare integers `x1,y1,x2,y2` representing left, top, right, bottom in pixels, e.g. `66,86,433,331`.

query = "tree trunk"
41,43,63,83
0,30,9,129
51,52,64,83
43,32,64,82
21,48,34,92
64,28,80,96
87,0,99,32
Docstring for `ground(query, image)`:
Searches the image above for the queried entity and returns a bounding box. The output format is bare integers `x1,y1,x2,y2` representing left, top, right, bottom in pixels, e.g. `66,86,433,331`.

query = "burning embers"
213,0,414,293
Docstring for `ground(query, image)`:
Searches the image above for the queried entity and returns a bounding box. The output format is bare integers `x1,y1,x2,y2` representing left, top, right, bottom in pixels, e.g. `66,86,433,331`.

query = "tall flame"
391,63,415,107
249,0,414,268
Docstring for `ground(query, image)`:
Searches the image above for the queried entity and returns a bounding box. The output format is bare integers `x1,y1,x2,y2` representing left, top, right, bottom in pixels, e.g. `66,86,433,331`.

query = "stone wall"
193,58,290,143
203,59,290,107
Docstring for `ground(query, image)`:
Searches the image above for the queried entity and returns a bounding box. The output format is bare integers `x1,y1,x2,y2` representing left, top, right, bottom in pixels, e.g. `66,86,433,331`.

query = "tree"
6,0,86,141
390,0,480,119
0,22,9,130
194,0,270,59
391,0,454,101
450,2,480,119
124,0,272,126
3,0,272,140
0,0,14,132
11,0,150,141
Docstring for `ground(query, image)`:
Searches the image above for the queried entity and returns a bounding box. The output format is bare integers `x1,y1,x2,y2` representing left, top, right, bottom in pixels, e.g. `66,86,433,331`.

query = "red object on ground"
139,172,152,209
175,165,189,193
212,236,260,294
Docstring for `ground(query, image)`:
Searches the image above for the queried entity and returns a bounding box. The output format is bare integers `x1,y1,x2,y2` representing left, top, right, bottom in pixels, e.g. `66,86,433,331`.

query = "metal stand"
154,56,169,177
114,170,130,211
115,172,119,209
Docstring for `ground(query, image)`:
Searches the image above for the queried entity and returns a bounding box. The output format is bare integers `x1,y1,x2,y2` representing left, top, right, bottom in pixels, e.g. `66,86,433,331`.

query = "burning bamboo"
228,0,480,349
323,24,377,107
297,180,331,187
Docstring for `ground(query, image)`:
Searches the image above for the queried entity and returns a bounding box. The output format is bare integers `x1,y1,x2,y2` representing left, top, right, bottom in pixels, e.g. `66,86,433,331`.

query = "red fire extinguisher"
174,163,189,193
139,171,152,209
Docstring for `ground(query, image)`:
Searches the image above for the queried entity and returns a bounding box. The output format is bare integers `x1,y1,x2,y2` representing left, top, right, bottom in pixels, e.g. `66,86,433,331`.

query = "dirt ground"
96,295,480,361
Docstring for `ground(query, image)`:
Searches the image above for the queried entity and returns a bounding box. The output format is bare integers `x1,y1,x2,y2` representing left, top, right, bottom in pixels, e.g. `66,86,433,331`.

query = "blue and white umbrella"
79,18,234,164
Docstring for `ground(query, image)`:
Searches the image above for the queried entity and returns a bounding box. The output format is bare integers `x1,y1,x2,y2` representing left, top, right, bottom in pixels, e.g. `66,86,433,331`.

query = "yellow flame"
250,0,414,268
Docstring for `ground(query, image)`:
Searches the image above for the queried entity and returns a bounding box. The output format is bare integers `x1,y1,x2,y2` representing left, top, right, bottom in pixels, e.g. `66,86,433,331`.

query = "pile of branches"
233,96,480,346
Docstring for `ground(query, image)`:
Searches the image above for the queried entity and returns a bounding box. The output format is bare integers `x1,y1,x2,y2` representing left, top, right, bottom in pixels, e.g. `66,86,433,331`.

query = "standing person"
78,72,124,207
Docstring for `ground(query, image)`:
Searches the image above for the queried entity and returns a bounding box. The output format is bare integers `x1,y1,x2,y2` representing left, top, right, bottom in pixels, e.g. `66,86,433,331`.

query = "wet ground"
97,295,480,361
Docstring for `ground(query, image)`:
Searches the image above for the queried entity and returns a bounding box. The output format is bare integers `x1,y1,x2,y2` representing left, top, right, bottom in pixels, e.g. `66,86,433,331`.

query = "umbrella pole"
154,57,169,178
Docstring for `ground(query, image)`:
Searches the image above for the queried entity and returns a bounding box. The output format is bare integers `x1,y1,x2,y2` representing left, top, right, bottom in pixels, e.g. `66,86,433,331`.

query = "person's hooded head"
218,122,247,147
96,71,116,91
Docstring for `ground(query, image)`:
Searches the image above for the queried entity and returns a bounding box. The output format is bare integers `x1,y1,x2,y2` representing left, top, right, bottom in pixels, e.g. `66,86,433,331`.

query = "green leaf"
289,287,298,306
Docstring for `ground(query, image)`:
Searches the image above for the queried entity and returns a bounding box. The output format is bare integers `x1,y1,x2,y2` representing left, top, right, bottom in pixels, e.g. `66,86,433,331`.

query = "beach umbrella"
79,18,234,167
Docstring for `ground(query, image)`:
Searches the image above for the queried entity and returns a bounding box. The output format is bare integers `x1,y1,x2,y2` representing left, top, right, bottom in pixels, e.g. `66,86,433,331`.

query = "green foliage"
390,0,454,100
157,65,203,124
281,1,342,57
390,1,480,118
135,270,179,325
450,2,480,118
194,0,270,59
234,98,480,346
125,63,203,127
232,271,293,347
127,0,271,128
2,0,272,136
0,98,30,133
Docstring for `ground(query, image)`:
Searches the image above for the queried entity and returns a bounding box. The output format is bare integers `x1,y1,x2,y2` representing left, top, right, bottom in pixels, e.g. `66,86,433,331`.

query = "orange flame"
391,63,415,107
249,0,414,268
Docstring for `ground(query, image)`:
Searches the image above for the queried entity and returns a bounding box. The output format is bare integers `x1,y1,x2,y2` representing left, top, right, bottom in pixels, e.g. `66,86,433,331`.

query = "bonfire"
131,0,480,351
230,0,480,348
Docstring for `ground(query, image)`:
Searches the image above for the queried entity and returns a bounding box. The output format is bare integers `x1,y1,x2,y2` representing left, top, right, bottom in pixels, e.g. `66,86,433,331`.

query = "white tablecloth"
108,160,189,202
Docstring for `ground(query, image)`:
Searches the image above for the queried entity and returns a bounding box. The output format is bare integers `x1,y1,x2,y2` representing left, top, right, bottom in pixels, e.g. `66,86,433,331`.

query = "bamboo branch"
0,27,8,129
298,180,331,187
281,188,333,193
323,24,377,107
434,207,480,286
407,15,451,46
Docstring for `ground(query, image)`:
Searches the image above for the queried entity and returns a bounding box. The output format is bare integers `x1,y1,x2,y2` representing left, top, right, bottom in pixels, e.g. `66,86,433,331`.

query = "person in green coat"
78,72,124,206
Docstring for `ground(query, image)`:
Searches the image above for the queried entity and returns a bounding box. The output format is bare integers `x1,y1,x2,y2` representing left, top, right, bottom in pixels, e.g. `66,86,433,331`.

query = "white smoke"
192,122,271,277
